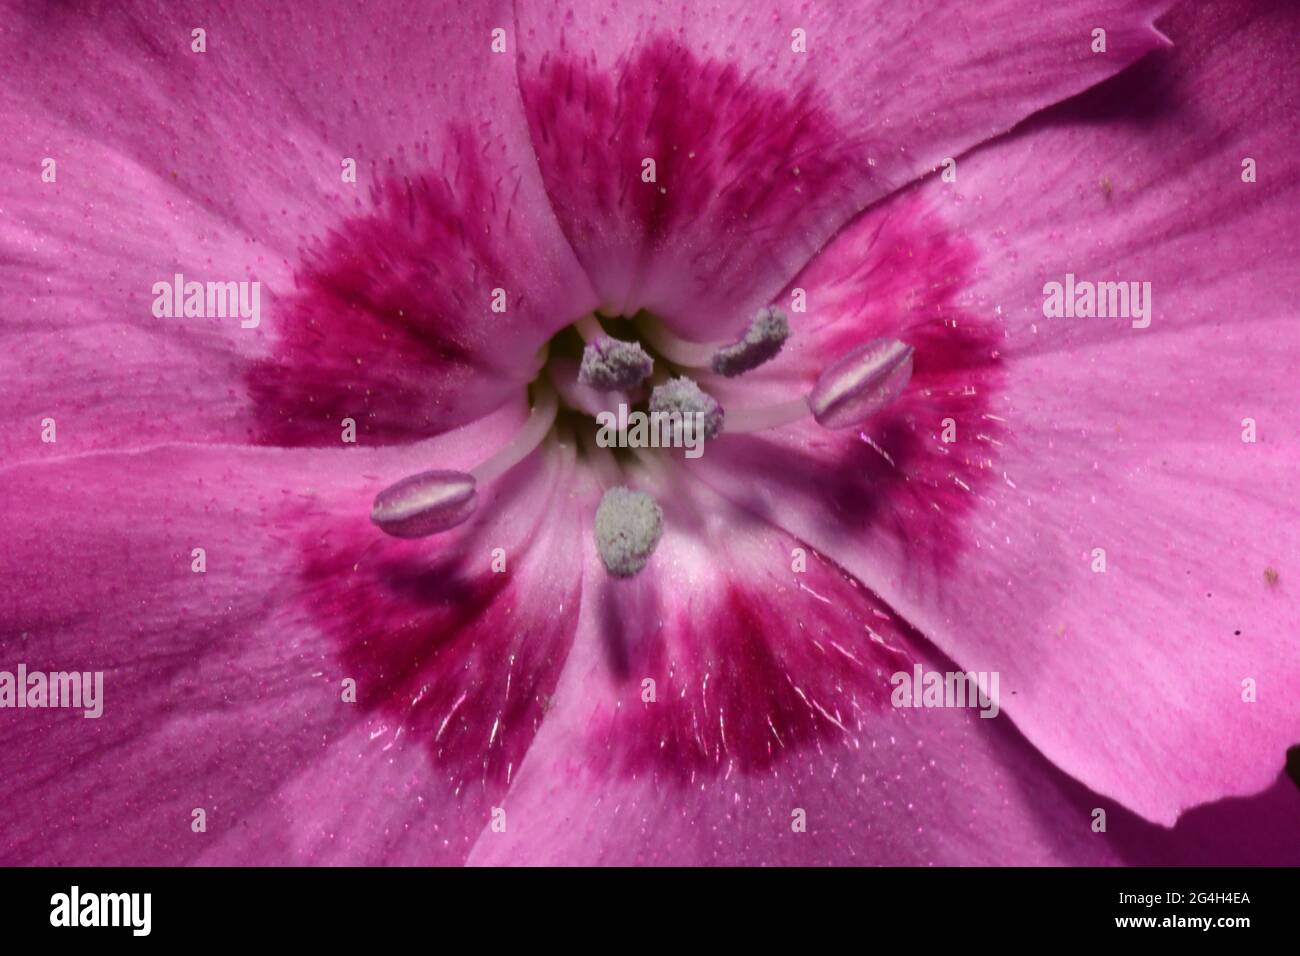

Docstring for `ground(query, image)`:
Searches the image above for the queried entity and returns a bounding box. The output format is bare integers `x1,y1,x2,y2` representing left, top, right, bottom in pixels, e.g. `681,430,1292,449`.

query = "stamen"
648,376,724,440
548,356,624,417
808,337,913,429
370,470,477,538
594,486,664,578
574,314,606,343
710,306,790,377
722,396,811,434
723,337,914,434
470,382,559,484
579,336,654,391
370,384,558,538
636,316,718,368
526,340,550,378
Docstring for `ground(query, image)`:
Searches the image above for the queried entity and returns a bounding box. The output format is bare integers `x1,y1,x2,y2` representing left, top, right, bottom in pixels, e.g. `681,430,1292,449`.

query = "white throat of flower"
369,305,913,579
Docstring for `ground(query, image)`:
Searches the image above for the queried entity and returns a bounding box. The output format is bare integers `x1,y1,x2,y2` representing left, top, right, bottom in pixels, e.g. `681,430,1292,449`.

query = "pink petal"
515,0,1171,340
694,0,1300,825
1110,775,1300,866
0,404,586,864
466,477,1300,864
0,0,596,460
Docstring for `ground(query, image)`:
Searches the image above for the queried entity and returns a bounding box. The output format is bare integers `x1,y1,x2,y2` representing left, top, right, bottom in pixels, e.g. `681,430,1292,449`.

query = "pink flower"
1,0,1296,865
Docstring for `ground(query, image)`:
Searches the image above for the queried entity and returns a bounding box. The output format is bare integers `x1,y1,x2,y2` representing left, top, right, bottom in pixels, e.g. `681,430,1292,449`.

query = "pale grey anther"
710,306,790,377
578,336,654,391
370,469,477,538
808,337,914,429
648,376,724,439
594,487,664,578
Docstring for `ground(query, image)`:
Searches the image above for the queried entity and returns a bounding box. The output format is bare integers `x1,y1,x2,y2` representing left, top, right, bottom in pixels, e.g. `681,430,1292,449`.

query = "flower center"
369,306,915,578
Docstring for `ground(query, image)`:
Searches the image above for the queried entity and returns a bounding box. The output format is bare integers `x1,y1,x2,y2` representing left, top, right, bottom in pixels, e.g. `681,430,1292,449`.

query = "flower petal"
0,0,596,459
515,0,1171,339
695,0,1300,825
466,476,1300,864
0,406,586,864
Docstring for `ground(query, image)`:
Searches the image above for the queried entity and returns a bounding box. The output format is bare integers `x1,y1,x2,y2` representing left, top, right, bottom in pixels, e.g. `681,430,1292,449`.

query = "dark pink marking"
247,125,543,446
519,38,875,318
589,542,912,778
719,191,1006,570
277,55,998,788
294,484,578,797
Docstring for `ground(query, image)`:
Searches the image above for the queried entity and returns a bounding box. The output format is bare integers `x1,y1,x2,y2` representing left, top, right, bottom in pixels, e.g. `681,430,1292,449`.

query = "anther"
370,384,559,538
370,470,477,538
579,336,654,391
723,337,914,434
594,486,664,578
807,337,914,429
710,306,790,377
648,376,724,439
